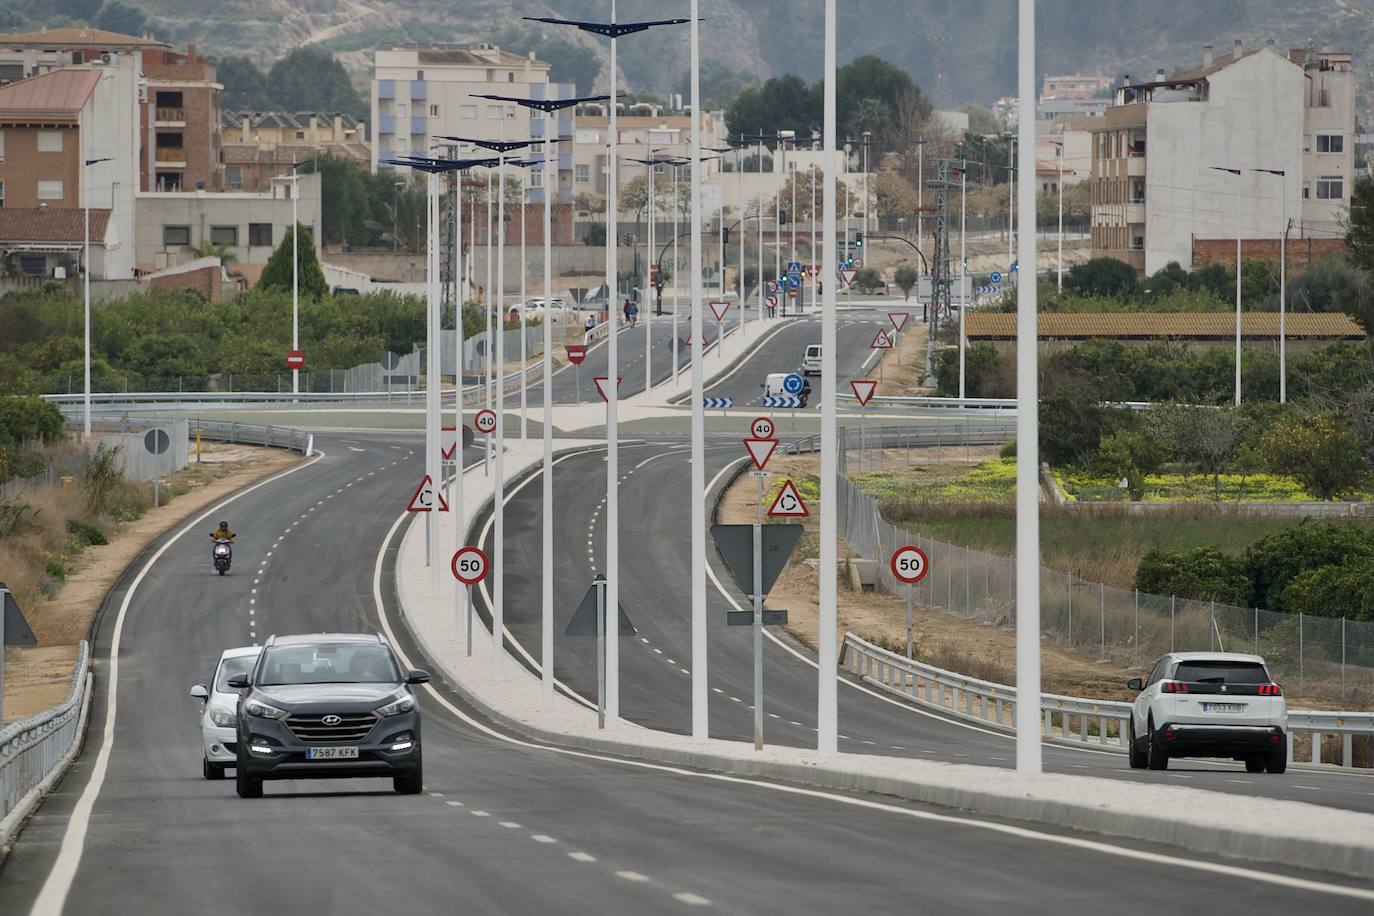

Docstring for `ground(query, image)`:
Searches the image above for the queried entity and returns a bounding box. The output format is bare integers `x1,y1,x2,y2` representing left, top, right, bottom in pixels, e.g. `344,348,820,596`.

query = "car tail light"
1161,681,1189,693
1258,684,1282,696
1162,728,1176,741
1271,733,1283,744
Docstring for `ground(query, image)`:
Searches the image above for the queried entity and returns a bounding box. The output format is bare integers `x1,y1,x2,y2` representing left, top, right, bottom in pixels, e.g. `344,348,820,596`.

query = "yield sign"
870,329,893,349
767,479,810,517
743,437,778,471
709,300,730,321
850,379,878,407
407,474,450,512
888,312,910,333
440,426,473,460
593,375,623,402
839,268,858,287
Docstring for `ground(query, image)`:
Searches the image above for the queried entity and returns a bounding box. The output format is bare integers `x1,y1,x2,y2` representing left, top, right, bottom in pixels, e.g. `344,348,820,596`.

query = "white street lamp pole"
1015,0,1042,777
1057,143,1065,291
520,172,528,443
810,163,817,313
541,137,556,708
818,0,839,755
917,141,924,268
673,161,681,384
738,152,746,325
644,157,654,392
757,131,765,325
82,155,110,439
425,170,441,594
959,163,967,399
689,0,708,739
493,131,508,679
605,0,622,729
292,166,299,396
1210,166,1243,406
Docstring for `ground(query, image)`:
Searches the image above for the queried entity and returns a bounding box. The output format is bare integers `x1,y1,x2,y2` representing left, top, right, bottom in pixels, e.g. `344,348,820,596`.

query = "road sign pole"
753,522,765,750
493,145,507,679
466,584,473,657
818,0,839,756
575,362,581,405
543,137,555,710
906,583,914,659
596,574,606,730
690,0,709,741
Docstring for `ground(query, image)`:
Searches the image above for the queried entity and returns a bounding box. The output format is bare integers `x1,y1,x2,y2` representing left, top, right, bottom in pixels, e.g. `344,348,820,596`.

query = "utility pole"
928,161,956,340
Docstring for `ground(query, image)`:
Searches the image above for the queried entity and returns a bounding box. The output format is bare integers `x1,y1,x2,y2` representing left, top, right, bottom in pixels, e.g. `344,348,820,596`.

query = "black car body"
229,633,430,797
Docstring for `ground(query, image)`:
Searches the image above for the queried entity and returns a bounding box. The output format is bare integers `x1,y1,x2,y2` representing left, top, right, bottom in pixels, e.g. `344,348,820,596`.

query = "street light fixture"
82,156,112,440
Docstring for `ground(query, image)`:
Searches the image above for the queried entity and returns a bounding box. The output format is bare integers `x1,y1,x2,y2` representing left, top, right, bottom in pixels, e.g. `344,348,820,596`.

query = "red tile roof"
0,208,110,243
0,68,100,120
0,27,169,49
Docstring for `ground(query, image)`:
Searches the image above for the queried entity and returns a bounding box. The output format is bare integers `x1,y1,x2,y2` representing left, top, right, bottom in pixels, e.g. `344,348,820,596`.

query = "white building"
370,44,574,202
1090,41,1355,273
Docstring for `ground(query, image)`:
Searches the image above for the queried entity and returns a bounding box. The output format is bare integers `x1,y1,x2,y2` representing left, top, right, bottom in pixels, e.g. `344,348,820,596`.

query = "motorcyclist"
210,522,236,544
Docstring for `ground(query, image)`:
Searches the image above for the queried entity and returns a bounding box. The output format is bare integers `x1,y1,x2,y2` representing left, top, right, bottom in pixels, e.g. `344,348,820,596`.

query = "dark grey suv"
228,633,430,798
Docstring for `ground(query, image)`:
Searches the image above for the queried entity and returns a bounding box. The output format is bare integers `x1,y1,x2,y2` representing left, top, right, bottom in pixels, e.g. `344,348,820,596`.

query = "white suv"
190,645,261,780
1127,652,1287,773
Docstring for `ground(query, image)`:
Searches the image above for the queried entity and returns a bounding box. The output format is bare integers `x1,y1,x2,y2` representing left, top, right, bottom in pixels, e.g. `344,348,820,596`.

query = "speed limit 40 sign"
750,416,776,440
474,409,498,435
891,545,929,584
451,546,490,585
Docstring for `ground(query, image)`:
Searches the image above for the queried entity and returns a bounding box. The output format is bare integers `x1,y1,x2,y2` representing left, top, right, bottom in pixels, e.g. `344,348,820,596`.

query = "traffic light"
723,227,731,245
853,230,864,249
778,207,788,225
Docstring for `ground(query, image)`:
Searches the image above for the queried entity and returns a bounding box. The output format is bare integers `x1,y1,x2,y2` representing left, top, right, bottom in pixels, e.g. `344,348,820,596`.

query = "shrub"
855,266,883,294
1243,522,1374,613
1064,257,1138,298
44,557,69,581
999,440,1017,459
1261,413,1368,501
81,441,125,515
1134,547,1249,604
1279,564,1374,622
0,395,65,445
66,518,108,546
0,499,38,537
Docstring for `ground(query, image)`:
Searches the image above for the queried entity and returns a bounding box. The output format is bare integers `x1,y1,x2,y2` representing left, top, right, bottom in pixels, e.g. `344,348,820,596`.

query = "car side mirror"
1126,677,1143,691
405,669,431,685
189,684,209,700
226,674,251,689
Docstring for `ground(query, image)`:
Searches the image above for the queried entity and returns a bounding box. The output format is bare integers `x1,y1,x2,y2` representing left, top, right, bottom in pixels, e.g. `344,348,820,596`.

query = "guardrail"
780,424,1013,456
840,633,1374,767
1,641,91,835
82,416,313,455
835,394,1155,412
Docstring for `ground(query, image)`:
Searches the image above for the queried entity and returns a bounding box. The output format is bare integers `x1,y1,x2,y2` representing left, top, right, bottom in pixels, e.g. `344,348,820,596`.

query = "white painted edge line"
28,448,327,916
374,509,1374,897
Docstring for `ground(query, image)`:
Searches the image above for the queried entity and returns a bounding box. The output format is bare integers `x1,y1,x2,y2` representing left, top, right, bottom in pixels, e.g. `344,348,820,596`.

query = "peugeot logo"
321,714,343,726
1220,685,1228,694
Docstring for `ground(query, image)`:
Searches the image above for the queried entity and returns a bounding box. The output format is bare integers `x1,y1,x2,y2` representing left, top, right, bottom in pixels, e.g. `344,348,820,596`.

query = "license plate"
306,746,358,760
1201,702,1246,714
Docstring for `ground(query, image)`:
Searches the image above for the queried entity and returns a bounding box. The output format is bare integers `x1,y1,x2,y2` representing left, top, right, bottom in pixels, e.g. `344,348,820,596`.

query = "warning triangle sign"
709,300,730,321
888,311,910,333
850,379,878,407
743,437,778,471
767,479,810,517
565,579,637,637
407,474,450,512
593,375,623,402
870,329,893,349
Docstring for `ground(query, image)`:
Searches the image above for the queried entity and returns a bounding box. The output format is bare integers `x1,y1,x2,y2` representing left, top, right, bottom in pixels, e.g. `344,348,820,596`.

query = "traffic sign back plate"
710,524,804,598
565,581,637,637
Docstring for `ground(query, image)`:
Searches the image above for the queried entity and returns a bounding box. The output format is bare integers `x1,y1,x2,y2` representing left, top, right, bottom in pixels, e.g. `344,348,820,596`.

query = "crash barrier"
840,633,1374,767
1,641,90,838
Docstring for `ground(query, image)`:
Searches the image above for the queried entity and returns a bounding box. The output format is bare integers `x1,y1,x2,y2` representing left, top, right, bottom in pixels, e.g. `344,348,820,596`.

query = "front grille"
285,712,378,743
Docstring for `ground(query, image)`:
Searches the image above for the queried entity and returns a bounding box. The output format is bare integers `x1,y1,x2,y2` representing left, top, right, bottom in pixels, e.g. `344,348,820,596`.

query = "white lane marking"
470,810,491,817
616,871,650,882
369,476,1374,906
30,447,326,916
674,893,712,906
531,834,556,843
1227,779,1253,786
428,791,444,797
446,800,464,807
568,852,597,863
499,821,522,829
1293,785,1322,791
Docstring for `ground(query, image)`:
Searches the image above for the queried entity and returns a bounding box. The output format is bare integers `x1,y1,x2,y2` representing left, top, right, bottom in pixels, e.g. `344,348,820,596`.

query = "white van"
802,344,822,376
763,373,790,397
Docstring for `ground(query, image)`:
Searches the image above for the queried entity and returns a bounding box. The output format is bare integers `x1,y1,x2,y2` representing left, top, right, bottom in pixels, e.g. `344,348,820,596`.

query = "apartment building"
370,43,574,202
1041,74,1113,99
569,102,723,205
1090,41,1355,273
220,111,370,191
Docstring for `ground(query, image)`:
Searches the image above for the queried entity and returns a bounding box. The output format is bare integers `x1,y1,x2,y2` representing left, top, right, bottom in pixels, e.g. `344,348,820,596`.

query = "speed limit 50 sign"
451,546,490,585
890,545,929,584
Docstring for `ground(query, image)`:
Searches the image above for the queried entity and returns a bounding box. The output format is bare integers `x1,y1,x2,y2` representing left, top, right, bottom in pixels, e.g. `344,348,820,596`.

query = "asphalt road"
487,439,1374,816
4,431,1370,913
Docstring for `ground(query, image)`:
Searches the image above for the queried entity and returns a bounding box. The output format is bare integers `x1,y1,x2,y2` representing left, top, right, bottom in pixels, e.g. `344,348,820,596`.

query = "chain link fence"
835,462,1374,705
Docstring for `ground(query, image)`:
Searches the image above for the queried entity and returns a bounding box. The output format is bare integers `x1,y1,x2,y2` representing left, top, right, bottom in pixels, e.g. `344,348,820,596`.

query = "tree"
184,240,237,266
1244,521,1374,612
1038,384,1120,467
94,0,147,35
958,104,1001,136
216,56,275,112
1097,426,1168,499
893,266,918,301
855,266,882,294
257,225,328,299
725,75,820,140
267,47,365,119
1134,548,1249,605
1344,177,1374,272
299,155,370,246
1157,404,1242,498
56,0,102,19
1261,413,1368,501
835,55,916,143
1064,257,1138,298
872,170,918,218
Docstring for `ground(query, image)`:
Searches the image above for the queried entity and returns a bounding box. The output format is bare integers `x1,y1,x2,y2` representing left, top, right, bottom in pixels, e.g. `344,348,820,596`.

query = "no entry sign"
565,344,588,365
285,350,305,369
451,546,490,585
890,545,929,584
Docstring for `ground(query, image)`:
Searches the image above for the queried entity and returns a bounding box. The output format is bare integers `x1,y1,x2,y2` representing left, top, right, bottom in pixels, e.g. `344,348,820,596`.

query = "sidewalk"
392,445,1374,881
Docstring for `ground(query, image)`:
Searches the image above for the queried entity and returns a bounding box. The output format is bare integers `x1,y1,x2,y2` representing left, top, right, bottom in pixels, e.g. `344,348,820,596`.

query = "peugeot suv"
228,633,430,798
1127,652,1287,773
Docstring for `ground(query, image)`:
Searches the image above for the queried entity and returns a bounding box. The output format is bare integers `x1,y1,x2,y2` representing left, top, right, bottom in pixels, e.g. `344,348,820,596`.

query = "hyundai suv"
228,633,430,798
1127,652,1287,773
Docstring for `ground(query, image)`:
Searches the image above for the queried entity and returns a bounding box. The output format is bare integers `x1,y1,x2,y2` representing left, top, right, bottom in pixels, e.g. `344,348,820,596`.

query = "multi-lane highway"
2,430,1370,915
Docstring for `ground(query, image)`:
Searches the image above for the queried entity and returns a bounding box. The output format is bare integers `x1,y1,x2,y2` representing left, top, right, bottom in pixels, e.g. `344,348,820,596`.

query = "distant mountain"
135,0,1371,114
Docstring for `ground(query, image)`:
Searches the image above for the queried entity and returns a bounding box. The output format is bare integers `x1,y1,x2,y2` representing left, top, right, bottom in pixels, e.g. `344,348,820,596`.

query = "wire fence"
835,462,1374,705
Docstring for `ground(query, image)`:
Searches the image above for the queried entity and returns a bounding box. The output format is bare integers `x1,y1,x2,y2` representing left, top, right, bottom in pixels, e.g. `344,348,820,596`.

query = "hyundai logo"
322,714,343,726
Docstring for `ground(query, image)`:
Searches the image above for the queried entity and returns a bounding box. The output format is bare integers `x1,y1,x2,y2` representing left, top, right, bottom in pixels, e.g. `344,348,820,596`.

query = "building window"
248,223,273,246
0,179,5,206
1317,176,1344,200
36,179,63,200
397,103,407,117
486,105,501,119
460,104,477,118
209,225,238,246
225,165,242,189
0,130,5,162
1317,133,1344,154
575,164,590,183
508,72,515,82
37,130,63,152
163,225,191,247
156,172,183,191
295,130,305,140
416,70,424,80
531,169,543,188
430,104,439,117
1303,183,1311,199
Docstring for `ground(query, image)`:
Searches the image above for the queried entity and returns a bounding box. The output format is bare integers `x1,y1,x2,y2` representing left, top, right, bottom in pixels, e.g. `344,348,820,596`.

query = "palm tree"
184,240,238,266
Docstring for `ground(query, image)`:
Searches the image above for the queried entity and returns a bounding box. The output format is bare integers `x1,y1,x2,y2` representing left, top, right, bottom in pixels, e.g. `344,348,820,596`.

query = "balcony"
377,79,395,100
1126,202,1146,223
410,80,427,100
155,147,187,166
410,116,427,135
377,116,396,135
1126,155,1146,177
155,107,185,125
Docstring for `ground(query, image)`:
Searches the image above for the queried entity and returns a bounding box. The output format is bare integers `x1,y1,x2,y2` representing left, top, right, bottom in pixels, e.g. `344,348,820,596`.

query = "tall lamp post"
1253,167,1288,403
270,162,303,395
528,6,687,729
1210,165,1244,405
819,0,839,754
82,156,112,440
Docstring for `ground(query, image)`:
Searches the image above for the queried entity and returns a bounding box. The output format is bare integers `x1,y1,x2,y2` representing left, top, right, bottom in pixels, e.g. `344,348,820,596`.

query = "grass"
855,457,1017,503
1060,470,1321,503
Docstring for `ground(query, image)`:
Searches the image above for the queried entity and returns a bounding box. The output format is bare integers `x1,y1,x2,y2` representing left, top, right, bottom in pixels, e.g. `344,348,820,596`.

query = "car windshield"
1175,661,1268,684
257,644,400,686
214,655,257,692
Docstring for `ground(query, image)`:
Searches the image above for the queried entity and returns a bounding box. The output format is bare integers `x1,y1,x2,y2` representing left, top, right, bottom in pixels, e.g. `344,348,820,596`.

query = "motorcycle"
212,539,233,576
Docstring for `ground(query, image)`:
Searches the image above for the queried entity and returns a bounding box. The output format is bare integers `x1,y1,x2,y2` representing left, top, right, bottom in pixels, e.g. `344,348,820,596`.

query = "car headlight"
208,704,237,727
375,696,415,717
243,698,288,719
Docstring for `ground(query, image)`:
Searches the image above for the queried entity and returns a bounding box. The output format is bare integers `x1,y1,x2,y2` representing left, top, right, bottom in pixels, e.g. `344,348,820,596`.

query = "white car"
189,646,261,780
507,297,568,321
802,344,821,376
1127,652,1287,773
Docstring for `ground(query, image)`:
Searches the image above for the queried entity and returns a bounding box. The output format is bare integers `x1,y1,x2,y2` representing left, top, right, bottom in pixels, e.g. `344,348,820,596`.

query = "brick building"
220,111,370,191
141,43,222,191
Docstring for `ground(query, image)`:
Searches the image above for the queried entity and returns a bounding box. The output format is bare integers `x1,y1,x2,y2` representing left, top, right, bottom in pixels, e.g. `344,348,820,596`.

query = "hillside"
130,0,1370,111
